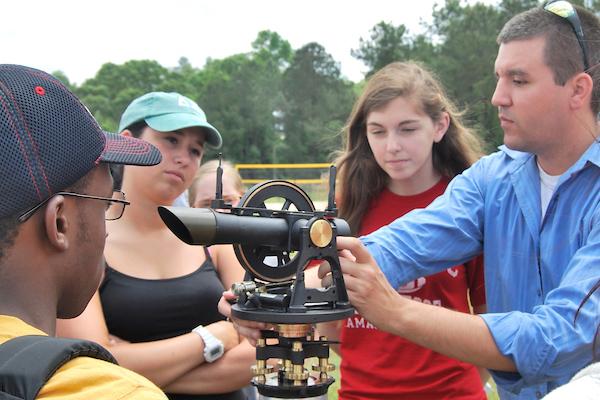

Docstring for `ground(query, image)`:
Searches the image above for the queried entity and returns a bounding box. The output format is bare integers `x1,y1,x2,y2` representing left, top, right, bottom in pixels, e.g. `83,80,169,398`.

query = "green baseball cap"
118,92,222,148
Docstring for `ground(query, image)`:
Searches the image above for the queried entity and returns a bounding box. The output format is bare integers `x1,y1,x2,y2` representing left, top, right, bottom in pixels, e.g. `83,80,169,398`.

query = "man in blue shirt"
224,2,600,399
316,3,600,399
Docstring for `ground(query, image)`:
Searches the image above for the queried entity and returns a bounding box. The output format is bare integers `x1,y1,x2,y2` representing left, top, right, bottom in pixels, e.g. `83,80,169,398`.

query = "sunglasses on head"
544,0,590,71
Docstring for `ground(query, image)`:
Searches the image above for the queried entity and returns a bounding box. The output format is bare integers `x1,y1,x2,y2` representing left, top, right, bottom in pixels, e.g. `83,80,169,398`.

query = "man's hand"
318,236,405,333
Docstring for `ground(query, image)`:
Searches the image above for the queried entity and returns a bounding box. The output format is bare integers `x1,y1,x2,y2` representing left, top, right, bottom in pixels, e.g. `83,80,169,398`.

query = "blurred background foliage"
54,0,600,163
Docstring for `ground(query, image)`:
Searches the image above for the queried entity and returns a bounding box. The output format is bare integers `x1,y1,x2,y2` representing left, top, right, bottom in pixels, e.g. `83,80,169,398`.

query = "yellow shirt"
0,315,167,400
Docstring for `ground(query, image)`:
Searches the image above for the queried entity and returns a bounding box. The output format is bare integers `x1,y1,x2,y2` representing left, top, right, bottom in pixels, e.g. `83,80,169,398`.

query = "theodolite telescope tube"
158,206,292,246
158,206,351,248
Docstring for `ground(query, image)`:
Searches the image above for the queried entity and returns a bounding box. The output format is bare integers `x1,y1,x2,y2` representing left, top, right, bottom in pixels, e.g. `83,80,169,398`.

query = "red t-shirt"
338,178,487,400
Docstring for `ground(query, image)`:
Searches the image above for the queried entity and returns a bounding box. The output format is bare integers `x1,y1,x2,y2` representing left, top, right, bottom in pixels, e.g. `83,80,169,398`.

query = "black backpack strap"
0,335,117,400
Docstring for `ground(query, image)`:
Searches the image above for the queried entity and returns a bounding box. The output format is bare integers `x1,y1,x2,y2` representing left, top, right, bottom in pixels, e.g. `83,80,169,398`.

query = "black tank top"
100,248,245,400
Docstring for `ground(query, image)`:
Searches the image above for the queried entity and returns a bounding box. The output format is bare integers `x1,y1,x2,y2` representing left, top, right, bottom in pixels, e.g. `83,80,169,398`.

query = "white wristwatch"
192,325,224,363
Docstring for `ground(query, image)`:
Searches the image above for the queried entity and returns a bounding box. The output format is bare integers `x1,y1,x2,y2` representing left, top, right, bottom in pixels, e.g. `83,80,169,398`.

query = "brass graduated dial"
309,219,333,248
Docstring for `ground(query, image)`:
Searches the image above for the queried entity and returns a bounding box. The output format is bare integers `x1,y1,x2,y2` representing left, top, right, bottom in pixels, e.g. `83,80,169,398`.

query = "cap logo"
34,86,45,96
177,95,201,112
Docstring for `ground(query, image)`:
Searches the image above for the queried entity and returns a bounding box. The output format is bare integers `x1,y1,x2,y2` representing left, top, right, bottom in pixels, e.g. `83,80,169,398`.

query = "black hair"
0,170,91,263
0,215,20,261
125,120,148,138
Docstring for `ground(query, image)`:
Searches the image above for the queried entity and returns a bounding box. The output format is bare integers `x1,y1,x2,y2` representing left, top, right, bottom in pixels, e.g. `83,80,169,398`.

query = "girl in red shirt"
321,61,488,399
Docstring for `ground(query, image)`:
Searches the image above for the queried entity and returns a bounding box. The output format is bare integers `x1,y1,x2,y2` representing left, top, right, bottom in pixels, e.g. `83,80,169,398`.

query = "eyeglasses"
17,191,130,223
544,0,590,71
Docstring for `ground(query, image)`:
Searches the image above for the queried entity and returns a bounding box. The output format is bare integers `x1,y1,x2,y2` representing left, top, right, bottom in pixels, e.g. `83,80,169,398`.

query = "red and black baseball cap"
0,64,162,219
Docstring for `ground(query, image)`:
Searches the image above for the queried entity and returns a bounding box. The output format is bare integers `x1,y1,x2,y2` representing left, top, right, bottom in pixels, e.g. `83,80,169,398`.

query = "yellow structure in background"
235,163,332,185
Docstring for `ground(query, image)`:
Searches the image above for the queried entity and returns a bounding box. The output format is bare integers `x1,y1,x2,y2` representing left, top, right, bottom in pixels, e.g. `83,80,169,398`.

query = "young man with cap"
227,2,600,399
57,92,254,400
0,65,167,398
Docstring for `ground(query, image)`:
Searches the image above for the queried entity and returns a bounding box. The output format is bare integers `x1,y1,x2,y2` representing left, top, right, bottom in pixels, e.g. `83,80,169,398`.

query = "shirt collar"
499,145,533,173
499,142,600,174
0,315,47,342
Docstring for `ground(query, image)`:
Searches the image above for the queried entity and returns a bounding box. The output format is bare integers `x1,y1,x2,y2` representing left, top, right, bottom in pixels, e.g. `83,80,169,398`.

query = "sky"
1,0,494,85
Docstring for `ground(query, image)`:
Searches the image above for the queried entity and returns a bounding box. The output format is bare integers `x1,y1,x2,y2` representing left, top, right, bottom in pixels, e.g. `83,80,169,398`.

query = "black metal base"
254,376,333,399
231,304,354,324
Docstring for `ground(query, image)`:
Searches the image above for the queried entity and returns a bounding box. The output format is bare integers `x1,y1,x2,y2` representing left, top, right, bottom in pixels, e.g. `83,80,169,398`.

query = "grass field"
324,351,499,400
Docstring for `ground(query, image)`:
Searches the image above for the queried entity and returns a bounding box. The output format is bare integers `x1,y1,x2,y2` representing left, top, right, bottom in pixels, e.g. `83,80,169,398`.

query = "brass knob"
285,371,309,381
277,323,312,338
309,219,333,248
252,365,274,375
231,281,256,296
312,363,335,372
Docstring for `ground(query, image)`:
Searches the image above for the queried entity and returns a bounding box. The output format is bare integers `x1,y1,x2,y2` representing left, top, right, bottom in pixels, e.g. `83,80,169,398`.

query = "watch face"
210,348,221,356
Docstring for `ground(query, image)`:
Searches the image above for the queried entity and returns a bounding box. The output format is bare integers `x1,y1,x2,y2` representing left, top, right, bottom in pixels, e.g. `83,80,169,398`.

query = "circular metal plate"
232,304,354,323
234,180,315,282
309,219,333,248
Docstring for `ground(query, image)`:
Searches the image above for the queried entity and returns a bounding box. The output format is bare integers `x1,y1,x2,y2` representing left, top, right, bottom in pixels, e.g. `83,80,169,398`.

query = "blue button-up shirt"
361,144,600,399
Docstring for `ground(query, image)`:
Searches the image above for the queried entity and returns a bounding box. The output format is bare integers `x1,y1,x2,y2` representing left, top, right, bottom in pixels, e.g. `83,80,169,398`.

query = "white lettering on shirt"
447,267,459,278
345,296,443,330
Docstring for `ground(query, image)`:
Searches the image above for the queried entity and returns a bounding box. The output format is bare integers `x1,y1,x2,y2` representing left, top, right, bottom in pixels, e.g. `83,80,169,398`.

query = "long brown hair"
335,61,483,234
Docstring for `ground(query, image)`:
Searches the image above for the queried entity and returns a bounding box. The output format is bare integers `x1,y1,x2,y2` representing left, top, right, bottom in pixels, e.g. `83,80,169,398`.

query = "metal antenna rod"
215,153,223,201
210,153,229,210
326,165,337,214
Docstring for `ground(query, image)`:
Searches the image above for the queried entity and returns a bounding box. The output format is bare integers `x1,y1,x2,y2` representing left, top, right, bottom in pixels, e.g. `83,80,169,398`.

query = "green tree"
73,59,209,132
351,22,437,77
197,32,292,163
279,43,355,163
51,70,74,91
163,57,202,96
350,0,554,151
74,60,174,131
351,22,414,74
252,30,293,70
428,0,507,149
429,0,545,149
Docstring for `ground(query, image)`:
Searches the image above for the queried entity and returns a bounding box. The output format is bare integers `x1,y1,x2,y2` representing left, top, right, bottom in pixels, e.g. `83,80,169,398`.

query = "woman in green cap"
58,92,255,400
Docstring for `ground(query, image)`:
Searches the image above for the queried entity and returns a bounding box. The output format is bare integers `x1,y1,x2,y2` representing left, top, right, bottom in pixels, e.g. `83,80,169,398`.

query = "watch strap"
192,325,224,363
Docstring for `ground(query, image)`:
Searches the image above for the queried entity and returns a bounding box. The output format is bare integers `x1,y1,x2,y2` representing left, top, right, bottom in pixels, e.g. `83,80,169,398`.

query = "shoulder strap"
0,335,117,400
204,246,213,260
